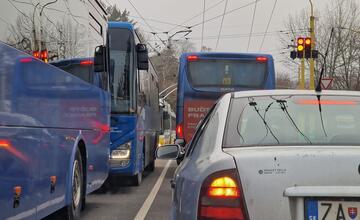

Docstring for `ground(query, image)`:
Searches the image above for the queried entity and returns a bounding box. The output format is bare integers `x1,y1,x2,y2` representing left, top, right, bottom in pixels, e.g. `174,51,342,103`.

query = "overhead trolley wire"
258,0,278,52
190,0,260,29
215,0,229,51
247,0,259,52
167,0,227,33
127,0,167,46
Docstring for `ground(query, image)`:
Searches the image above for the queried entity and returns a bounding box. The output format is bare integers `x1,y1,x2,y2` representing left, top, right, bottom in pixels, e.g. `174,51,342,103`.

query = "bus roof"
180,52,274,61
108,22,134,30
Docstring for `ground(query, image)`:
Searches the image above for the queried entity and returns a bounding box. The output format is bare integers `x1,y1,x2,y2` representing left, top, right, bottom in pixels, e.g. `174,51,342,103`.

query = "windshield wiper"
277,100,312,144
317,95,328,137
249,99,280,144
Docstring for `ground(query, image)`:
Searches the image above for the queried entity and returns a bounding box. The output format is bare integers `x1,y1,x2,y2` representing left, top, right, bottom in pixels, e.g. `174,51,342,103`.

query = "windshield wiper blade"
249,99,280,144
317,95,328,137
277,100,312,144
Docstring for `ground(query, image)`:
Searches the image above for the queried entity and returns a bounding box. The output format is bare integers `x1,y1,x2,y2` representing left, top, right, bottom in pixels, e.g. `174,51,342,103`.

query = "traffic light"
290,50,297,60
297,37,305,58
32,49,48,63
305,37,312,59
33,50,40,59
40,49,48,63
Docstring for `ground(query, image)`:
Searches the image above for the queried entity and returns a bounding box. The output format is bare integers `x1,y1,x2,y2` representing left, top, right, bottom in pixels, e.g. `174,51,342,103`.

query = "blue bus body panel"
176,52,276,140
0,43,110,219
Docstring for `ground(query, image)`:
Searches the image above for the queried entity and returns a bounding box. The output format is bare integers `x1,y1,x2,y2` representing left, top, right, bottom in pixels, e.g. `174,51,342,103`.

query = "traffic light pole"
309,0,315,90
300,58,305,89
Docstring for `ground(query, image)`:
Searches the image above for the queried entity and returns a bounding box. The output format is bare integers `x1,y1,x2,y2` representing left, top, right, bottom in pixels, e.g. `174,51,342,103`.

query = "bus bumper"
109,158,137,176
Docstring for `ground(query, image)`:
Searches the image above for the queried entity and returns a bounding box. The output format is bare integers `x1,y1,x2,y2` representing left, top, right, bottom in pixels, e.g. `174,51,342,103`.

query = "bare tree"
280,0,360,90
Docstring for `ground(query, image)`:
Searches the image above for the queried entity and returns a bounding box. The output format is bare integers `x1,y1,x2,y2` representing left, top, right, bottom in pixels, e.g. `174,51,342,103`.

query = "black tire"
132,171,142,186
146,160,155,172
58,148,84,220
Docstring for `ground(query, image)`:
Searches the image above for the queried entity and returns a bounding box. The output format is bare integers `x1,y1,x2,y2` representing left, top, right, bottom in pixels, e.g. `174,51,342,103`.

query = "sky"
0,0,333,78
105,0,331,77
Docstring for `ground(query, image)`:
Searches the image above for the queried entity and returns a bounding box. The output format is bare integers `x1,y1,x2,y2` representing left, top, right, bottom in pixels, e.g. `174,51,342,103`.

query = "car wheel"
59,148,84,220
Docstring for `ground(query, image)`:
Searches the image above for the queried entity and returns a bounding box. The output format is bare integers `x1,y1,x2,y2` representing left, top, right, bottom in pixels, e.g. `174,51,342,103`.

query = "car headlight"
111,141,131,160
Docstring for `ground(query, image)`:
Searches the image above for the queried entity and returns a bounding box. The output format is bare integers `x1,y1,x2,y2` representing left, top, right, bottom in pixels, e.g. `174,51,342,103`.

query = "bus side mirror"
136,43,149,71
94,45,107,73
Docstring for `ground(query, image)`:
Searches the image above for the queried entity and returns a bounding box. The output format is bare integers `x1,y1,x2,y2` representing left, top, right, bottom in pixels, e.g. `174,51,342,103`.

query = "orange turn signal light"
208,177,239,197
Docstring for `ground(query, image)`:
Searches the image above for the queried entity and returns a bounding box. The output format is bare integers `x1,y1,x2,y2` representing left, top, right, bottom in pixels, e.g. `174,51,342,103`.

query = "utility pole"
309,0,315,90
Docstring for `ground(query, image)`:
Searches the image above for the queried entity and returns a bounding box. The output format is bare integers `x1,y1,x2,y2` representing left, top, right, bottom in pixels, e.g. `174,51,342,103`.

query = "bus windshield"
109,28,134,113
188,59,267,89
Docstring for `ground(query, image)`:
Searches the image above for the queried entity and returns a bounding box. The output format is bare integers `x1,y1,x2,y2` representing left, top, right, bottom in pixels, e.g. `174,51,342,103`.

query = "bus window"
187,59,267,89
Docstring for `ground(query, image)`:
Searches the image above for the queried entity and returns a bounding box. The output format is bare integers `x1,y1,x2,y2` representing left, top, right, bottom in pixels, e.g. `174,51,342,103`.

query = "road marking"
134,160,172,220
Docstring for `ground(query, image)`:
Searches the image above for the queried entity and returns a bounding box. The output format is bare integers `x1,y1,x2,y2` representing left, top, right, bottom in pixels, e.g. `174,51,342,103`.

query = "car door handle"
170,179,176,189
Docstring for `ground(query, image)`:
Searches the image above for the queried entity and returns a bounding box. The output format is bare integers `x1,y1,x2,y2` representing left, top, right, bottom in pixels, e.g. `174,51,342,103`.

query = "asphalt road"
80,159,176,220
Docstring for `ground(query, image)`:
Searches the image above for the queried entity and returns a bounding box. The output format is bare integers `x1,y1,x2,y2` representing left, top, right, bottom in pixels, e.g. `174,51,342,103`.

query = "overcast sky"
106,0,331,76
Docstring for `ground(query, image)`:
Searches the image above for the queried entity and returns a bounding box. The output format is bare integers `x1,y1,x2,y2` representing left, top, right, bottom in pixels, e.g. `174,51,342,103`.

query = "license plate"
305,199,360,220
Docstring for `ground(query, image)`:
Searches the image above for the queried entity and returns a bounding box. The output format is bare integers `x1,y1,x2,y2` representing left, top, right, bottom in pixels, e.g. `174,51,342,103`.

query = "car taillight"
176,124,184,139
198,169,248,220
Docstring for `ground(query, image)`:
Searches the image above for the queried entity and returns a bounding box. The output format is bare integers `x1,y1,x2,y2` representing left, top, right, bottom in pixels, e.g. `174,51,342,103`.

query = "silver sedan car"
157,90,360,220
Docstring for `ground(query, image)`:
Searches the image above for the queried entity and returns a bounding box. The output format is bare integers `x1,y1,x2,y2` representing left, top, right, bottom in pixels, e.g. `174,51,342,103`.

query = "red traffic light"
33,51,40,59
305,38,311,45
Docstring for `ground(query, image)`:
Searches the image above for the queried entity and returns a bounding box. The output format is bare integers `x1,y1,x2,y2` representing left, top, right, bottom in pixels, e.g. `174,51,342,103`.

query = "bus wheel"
146,161,155,172
59,148,84,220
132,171,142,186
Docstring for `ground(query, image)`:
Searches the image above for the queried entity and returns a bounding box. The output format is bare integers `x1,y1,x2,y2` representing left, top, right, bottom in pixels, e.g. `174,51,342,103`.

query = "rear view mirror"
156,144,180,160
94,45,107,73
136,43,149,71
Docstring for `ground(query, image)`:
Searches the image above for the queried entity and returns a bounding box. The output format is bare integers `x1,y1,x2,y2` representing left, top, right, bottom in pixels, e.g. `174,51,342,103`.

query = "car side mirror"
156,144,180,160
94,45,107,73
136,43,149,71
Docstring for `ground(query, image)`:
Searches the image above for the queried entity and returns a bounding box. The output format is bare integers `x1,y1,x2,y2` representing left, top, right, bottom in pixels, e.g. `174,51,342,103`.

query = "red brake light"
80,60,94,66
176,124,184,139
20,58,33,63
187,55,199,62
296,100,356,105
256,56,268,63
0,139,11,149
199,169,248,220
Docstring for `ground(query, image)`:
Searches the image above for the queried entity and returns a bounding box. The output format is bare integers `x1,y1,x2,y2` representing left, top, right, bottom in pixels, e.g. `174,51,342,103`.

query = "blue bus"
107,22,161,185
176,53,276,143
1,0,110,219
0,43,110,220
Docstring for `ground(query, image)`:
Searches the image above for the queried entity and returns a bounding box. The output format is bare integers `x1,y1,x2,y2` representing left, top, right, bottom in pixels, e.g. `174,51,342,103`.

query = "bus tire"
147,161,155,172
59,148,84,220
132,171,142,186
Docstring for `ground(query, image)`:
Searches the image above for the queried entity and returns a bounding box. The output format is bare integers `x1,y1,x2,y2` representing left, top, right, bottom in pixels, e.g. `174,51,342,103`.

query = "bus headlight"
111,142,131,160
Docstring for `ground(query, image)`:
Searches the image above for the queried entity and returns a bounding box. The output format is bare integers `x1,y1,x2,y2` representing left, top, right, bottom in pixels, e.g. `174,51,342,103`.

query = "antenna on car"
315,27,334,92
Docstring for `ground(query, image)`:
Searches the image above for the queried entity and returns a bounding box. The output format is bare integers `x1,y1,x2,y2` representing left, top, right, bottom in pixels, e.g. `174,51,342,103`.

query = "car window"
224,95,360,147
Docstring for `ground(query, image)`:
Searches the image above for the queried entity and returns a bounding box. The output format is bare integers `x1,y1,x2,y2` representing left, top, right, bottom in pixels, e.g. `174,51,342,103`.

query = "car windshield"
224,95,360,147
187,59,267,89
